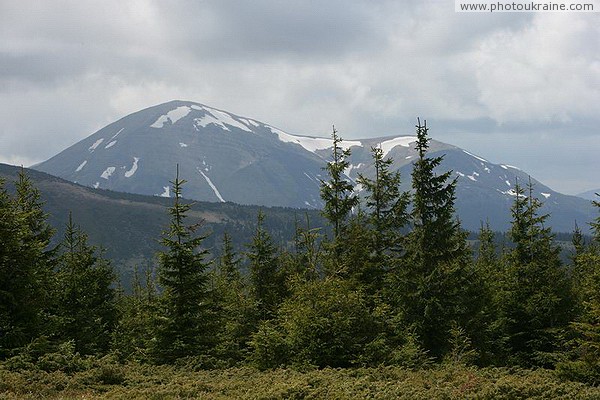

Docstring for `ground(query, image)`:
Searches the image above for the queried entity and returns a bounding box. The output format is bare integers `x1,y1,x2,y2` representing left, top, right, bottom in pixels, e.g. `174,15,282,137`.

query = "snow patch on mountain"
179,142,188,148
93,182,100,189
197,168,225,202
110,128,124,141
105,140,117,149
273,127,361,153
467,172,479,181
541,192,551,199
379,136,417,158
498,188,526,198
89,138,104,152
159,186,170,197
191,105,252,132
124,157,139,178
100,167,116,180
463,150,488,163
151,106,192,128
75,160,87,172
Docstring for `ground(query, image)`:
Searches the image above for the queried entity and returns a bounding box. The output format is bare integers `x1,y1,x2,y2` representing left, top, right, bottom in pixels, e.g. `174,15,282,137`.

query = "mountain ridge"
34,100,597,233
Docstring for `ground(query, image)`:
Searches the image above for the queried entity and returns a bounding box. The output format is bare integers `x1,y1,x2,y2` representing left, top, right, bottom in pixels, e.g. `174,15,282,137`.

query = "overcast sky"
1,1,598,194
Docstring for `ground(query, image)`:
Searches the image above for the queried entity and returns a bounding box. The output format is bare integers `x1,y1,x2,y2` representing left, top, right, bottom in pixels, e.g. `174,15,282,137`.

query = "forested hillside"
1,122,600,397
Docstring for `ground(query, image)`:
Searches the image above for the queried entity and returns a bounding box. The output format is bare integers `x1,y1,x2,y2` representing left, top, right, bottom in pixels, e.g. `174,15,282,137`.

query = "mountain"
34,100,597,233
0,163,325,287
577,189,600,202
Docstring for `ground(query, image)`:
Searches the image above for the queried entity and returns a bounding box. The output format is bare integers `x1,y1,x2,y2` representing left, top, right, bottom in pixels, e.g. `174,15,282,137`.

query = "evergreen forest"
2,121,600,398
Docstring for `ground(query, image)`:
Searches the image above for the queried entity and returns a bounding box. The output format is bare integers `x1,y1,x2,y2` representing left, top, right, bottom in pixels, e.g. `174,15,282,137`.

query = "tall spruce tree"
396,119,477,359
154,167,214,362
357,146,409,290
247,211,284,320
499,179,573,366
558,194,600,383
319,126,359,276
0,171,55,357
320,126,358,241
55,213,117,355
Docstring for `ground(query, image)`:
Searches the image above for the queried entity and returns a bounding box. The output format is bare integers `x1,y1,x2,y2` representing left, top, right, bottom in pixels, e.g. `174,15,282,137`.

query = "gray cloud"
0,0,598,194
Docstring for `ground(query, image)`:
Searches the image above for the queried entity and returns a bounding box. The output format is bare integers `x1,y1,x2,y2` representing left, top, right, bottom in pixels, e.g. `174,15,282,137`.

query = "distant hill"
577,189,600,202
34,100,596,233
0,163,326,287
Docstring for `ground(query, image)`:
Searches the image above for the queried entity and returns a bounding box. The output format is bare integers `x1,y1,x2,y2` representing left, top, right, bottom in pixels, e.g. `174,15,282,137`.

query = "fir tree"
395,119,477,359
357,146,409,292
320,125,358,241
112,264,158,362
247,211,284,320
0,171,55,357
499,178,573,366
217,232,241,283
55,213,117,355
154,167,214,362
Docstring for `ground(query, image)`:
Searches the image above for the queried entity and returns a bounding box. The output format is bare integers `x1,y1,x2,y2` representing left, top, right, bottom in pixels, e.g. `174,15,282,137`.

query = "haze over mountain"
35,100,596,233
577,189,600,202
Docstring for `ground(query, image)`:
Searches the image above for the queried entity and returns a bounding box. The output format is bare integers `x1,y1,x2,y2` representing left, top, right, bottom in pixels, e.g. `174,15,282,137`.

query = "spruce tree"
558,194,600,383
217,232,241,283
396,119,477,359
357,146,409,291
0,171,55,357
55,213,117,355
247,211,284,320
154,167,214,362
319,126,359,275
320,126,358,241
499,179,573,366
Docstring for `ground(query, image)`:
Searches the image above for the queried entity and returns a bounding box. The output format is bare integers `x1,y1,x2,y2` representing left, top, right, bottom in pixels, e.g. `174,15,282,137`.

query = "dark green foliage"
111,265,158,362
247,211,286,321
210,234,256,365
394,119,479,359
154,169,214,362
356,146,409,292
0,170,55,357
558,197,600,384
498,179,574,367
54,214,117,356
251,278,377,369
357,145,409,258
217,232,241,283
320,126,358,240
592,193,600,243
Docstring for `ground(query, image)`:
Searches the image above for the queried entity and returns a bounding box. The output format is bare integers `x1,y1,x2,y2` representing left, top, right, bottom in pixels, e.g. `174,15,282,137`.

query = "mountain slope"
577,189,600,202
34,100,597,233
0,163,325,286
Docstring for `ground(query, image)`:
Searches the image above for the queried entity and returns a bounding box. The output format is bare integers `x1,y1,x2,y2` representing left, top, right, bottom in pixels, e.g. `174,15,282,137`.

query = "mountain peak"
33,101,596,232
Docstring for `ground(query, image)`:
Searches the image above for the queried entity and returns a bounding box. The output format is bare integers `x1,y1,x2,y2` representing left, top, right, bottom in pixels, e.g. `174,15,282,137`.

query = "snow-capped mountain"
34,100,596,232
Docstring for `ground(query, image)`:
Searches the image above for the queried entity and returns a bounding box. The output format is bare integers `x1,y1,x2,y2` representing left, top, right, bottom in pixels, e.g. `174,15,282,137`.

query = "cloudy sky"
1,0,598,194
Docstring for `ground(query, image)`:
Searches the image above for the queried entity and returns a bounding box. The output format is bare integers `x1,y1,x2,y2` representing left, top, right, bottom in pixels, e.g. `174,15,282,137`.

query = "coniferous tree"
217,232,241,283
112,264,158,362
395,119,478,359
247,211,284,321
0,171,55,357
154,168,214,362
319,126,359,275
357,146,409,292
498,179,573,366
55,213,117,355
558,195,600,383
357,146,409,258
211,232,255,365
